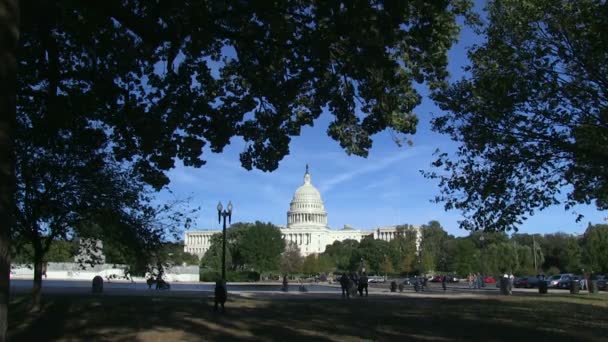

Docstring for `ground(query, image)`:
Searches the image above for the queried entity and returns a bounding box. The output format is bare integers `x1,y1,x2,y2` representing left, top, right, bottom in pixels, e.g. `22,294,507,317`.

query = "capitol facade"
184,166,421,257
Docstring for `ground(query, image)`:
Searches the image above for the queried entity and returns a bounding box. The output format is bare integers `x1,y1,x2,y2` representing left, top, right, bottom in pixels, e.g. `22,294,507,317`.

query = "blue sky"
159,8,607,238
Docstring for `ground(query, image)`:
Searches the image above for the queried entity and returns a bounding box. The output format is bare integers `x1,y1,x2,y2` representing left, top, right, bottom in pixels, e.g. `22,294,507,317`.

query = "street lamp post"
479,234,485,274
217,201,233,281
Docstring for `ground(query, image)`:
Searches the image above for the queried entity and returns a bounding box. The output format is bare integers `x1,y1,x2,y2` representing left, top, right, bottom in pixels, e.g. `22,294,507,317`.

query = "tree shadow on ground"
8,293,608,341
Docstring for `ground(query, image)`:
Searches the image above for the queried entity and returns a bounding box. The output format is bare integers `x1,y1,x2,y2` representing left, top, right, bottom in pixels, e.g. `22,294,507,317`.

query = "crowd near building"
185,166,422,257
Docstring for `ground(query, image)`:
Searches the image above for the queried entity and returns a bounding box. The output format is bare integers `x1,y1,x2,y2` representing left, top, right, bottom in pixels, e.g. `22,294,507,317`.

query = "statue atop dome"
304,164,311,185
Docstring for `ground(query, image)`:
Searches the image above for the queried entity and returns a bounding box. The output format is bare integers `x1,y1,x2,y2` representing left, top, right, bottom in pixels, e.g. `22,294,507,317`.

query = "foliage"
581,224,608,273
323,239,360,272
354,238,390,274
280,242,303,275
302,254,334,276
538,233,582,273
200,233,231,273
12,1,475,191
388,225,418,274
201,222,285,274
418,221,449,273
158,242,199,267
11,240,76,264
379,255,394,275
199,270,259,283
239,222,285,273
450,238,478,276
426,0,608,232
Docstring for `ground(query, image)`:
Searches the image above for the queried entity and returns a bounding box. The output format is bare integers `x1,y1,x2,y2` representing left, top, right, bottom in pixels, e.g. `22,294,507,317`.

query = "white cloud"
318,147,429,193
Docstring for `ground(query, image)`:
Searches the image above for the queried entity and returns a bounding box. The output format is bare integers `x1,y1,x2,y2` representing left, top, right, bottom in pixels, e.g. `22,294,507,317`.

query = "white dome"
287,165,328,228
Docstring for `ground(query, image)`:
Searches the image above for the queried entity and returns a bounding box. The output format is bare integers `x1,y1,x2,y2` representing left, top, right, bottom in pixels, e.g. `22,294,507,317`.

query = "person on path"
348,273,358,297
340,273,350,299
442,275,447,292
214,279,227,312
359,272,369,296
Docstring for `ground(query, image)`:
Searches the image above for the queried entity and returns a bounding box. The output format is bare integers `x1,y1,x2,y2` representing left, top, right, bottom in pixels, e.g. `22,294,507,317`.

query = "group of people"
467,273,486,289
339,272,369,298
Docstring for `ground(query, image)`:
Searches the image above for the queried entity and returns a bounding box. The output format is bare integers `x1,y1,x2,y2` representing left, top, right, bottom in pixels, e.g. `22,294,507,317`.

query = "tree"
426,0,608,232
581,224,608,273
200,233,231,273
2,1,475,336
0,1,19,338
159,242,199,267
538,233,582,273
11,240,75,264
302,254,337,276
280,242,303,276
451,238,477,276
388,225,418,274
239,222,285,274
323,239,360,272
418,221,449,273
379,255,394,276
355,238,390,274
13,130,152,308
225,222,253,271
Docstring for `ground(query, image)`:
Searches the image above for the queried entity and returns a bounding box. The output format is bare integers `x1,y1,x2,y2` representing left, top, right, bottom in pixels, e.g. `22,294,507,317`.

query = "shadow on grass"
9,293,608,341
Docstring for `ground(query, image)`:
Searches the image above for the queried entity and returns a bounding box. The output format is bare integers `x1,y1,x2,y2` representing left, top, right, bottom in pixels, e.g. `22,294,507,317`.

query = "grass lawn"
9,292,608,341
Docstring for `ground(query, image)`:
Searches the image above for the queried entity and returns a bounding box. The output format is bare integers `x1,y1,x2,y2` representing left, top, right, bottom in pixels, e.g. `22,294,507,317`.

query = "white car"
368,276,385,283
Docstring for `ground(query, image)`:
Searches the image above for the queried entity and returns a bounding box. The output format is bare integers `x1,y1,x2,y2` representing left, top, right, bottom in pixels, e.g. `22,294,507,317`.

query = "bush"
199,270,260,282
200,271,221,282
227,271,260,282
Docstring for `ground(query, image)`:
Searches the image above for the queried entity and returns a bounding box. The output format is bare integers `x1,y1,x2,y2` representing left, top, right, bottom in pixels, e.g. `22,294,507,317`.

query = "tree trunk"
0,1,19,340
31,249,43,311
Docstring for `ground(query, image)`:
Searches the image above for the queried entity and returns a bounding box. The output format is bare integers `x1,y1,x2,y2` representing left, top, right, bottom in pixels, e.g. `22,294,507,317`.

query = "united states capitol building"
184,166,421,257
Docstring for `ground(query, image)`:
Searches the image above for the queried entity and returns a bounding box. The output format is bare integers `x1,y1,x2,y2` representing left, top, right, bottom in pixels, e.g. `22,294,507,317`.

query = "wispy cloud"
318,147,429,193
169,167,200,185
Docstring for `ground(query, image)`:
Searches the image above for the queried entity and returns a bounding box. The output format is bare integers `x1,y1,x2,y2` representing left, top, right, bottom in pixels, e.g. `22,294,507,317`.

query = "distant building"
185,166,421,258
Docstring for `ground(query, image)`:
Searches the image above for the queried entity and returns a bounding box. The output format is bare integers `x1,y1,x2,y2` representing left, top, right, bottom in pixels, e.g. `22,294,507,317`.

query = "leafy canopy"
18,1,474,190
426,0,608,231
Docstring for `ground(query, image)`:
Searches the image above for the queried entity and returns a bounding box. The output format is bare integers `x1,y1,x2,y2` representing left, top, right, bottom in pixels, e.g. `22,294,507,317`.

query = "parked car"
446,275,460,283
546,274,573,288
514,276,540,288
484,276,497,284
596,275,607,291
556,275,580,289
430,276,443,283
401,277,414,286
368,275,385,283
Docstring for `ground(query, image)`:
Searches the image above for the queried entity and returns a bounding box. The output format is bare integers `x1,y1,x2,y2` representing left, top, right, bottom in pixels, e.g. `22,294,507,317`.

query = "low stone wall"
11,263,199,282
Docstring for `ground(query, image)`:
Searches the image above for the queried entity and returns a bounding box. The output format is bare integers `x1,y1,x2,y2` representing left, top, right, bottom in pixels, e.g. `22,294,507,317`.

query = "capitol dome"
287,165,328,228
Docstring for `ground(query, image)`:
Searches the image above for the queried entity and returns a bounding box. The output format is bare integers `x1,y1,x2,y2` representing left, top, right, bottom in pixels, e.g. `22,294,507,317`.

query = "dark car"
430,276,443,283
401,277,414,286
596,275,607,291
514,276,540,288
445,275,460,283
556,275,581,289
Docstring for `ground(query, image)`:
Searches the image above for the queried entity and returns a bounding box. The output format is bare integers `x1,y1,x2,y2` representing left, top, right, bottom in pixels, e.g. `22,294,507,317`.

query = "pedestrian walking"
340,273,350,299
442,275,447,292
359,272,369,296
